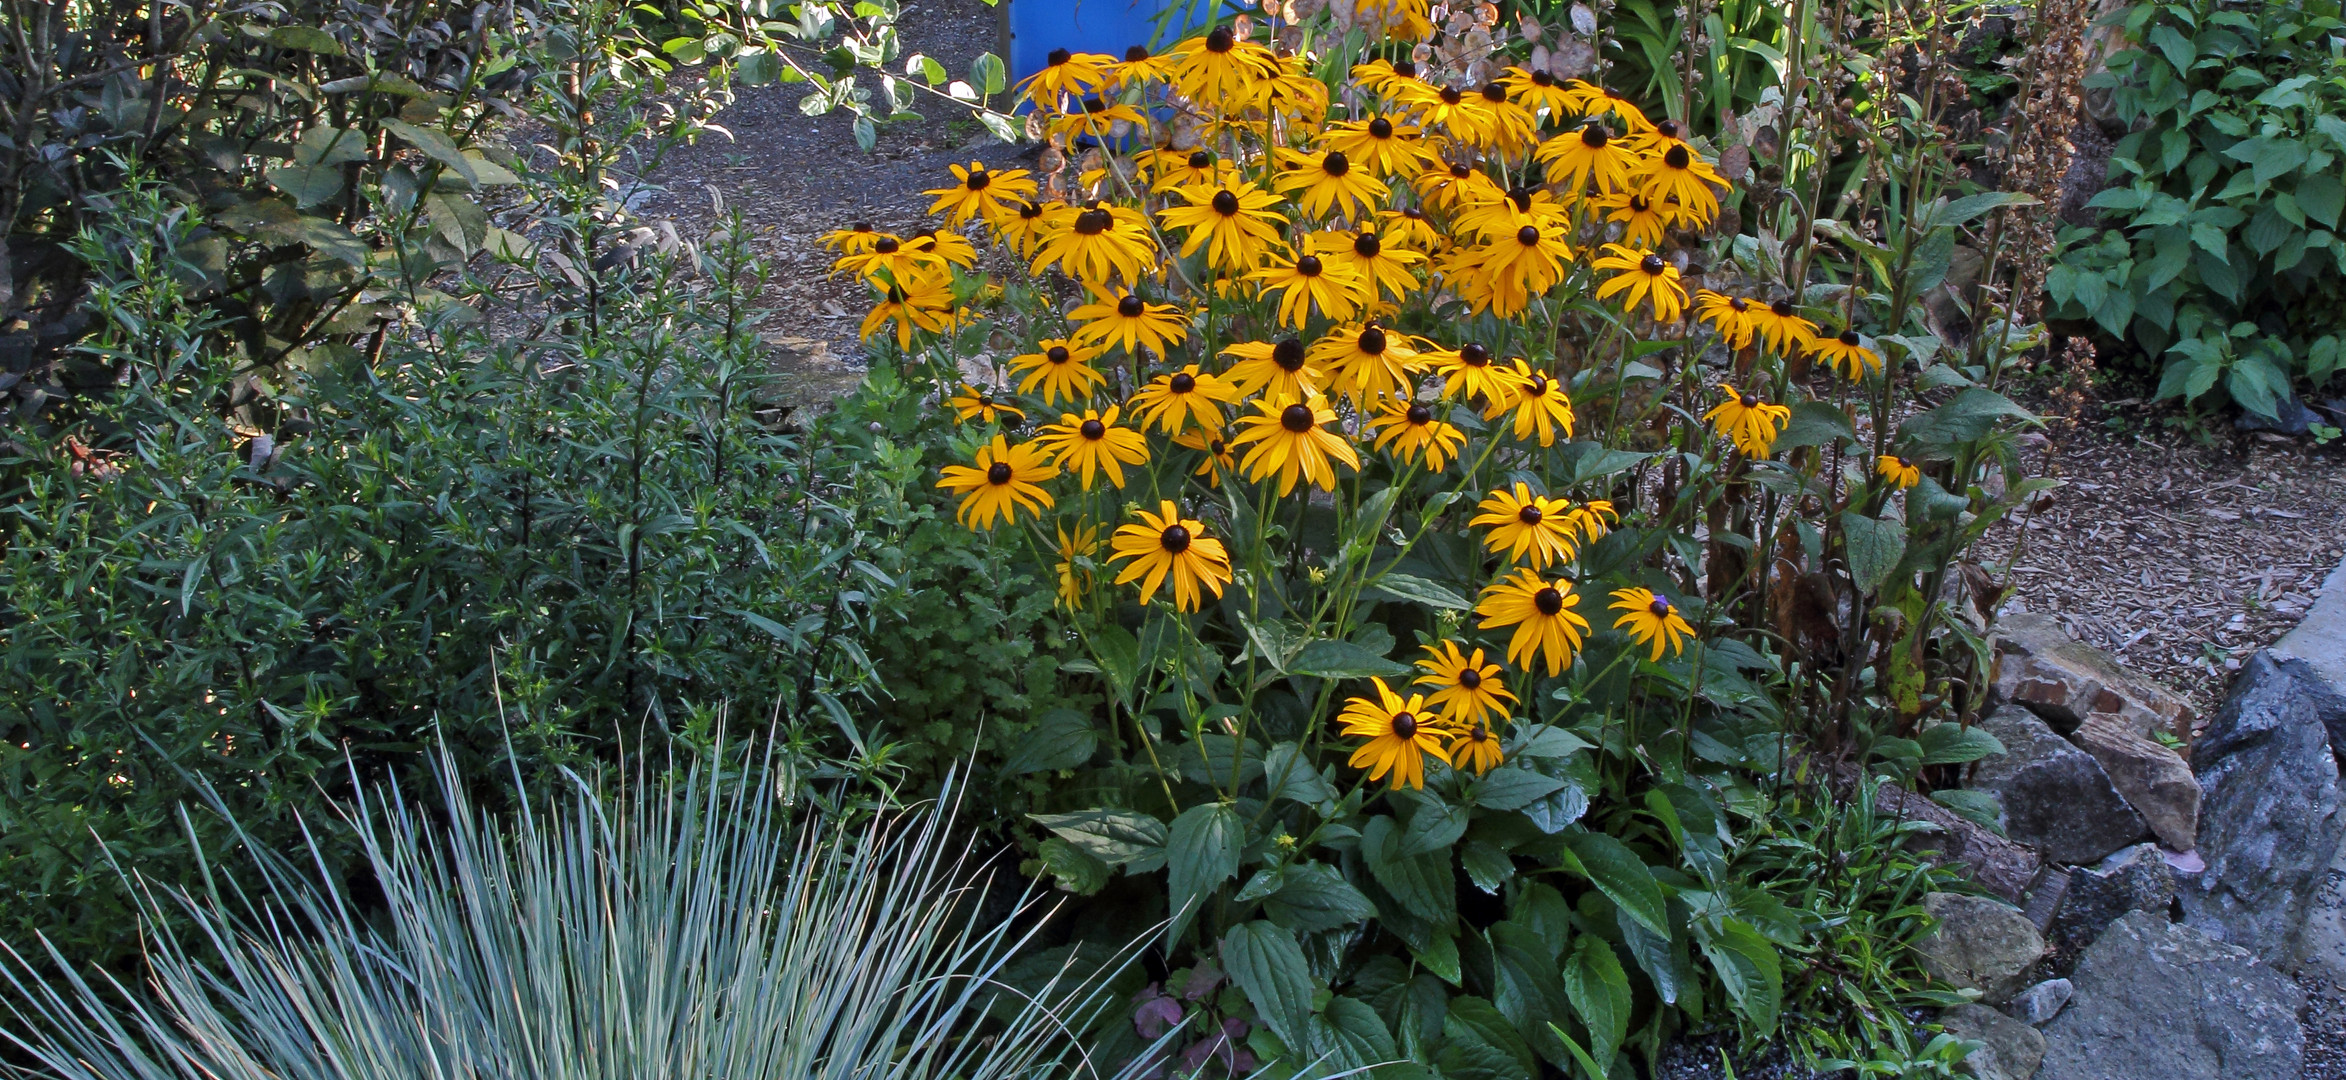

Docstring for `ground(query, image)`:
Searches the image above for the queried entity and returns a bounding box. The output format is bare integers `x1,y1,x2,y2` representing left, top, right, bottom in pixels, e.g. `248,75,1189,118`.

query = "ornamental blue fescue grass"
0,750,1152,1080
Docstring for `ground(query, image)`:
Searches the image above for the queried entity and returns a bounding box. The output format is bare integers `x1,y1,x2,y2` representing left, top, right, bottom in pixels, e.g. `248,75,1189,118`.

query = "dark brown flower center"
1080,418,1107,439
987,461,1013,484
1770,299,1795,317
1354,232,1381,257
1641,254,1666,275
1839,330,1861,346
1392,711,1418,738
1517,225,1542,247
1533,587,1564,615
1358,326,1387,354
1517,503,1544,525
1047,47,1072,66
966,169,991,190
1459,342,1489,365
1322,150,1351,176
1403,206,1426,220
1648,595,1672,616
1206,26,1233,52
1074,209,1111,235
1656,119,1682,139
1580,124,1609,147
1406,402,1432,424
1117,294,1145,317
876,237,900,253
1440,87,1464,105
1189,150,1214,169
1280,403,1314,432
1020,201,1044,220
1628,195,1652,212
1482,82,1509,102
1529,375,1550,395
1664,145,1692,169
1531,70,1554,87
1740,392,1760,408
1392,59,1417,78
852,221,872,232
1274,337,1306,371
1468,722,1490,741
1370,117,1394,138
1170,372,1196,393
1457,667,1482,688
1160,523,1192,552
1295,254,1324,276
1047,345,1071,363
1212,189,1240,215
1728,296,1749,311
1126,44,1151,61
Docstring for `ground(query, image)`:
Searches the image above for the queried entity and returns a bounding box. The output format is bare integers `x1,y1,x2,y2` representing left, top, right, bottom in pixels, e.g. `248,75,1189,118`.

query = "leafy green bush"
0,175,897,973
2050,0,2346,418
0,748,1144,1080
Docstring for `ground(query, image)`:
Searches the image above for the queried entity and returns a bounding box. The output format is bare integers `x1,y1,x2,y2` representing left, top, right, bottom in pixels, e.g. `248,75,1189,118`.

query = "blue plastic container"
1002,0,1228,87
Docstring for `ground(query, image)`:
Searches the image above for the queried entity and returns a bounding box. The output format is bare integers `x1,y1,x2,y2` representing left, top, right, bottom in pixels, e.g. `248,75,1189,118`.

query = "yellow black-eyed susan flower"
1071,292,1189,356
1428,342,1526,411
1377,206,1443,251
1609,587,1696,661
1314,229,1425,303
1030,202,1157,285
1811,329,1882,380
1593,244,1689,323
1499,65,1575,121
1536,122,1638,195
1633,142,1725,222
1007,338,1108,405
1338,677,1455,789
1693,291,1761,350
1364,398,1466,470
1230,394,1361,496
1273,148,1391,221
1016,47,1111,108
949,383,1026,426
1108,43,1177,89
1409,85,1498,147
1412,160,1505,214
1037,406,1152,490
1128,365,1240,434
821,221,884,255
924,161,1038,229
1470,222,1575,316
1170,26,1278,108
1414,640,1516,728
859,274,958,347
1748,298,1819,356
1221,337,1325,402
1351,57,1432,101
1311,321,1424,406
1158,185,1288,272
1558,79,1655,134
1249,251,1371,329
1054,521,1100,610
936,435,1057,530
1320,115,1439,178
1467,81,1538,151
832,233,926,284
1174,425,1239,485
1593,191,1677,249
1500,361,1577,445
995,200,1060,259
1451,186,1569,244
1448,721,1505,776
1149,148,1243,194
1703,385,1792,458
905,230,978,270
1108,500,1234,612
1471,483,1580,568
1877,454,1921,489
1475,568,1591,676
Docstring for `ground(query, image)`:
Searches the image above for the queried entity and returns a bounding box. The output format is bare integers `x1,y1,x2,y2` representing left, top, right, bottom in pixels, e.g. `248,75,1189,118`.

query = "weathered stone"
2299,840,2346,986
2069,713,2197,851
2271,557,2346,753
2052,843,2176,952
1867,779,2043,903
2038,911,2303,1080
2009,977,2073,1026
1940,1003,2045,1080
2181,651,2346,966
1992,612,2196,744
1916,892,2048,1005
1970,706,2148,866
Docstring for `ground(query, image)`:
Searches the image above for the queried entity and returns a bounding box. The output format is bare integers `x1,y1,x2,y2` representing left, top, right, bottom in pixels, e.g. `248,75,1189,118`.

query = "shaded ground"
643,0,1019,400
1974,417,2346,716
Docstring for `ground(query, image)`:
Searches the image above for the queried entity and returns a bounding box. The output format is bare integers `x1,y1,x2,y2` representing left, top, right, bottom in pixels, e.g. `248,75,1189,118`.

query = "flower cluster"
840,21,1906,790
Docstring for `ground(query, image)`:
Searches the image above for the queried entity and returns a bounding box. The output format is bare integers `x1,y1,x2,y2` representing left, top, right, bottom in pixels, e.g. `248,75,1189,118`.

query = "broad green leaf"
1698,918,1782,1033
266,164,344,208
1776,399,1857,449
1939,190,2039,227
1470,766,1568,811
1367,572,1472,610
1262,862,1377,932
1444,997,1537,1080
293,125,371,166
383,120,479,184
1167,803,1242,943
1398,793,1470,855
1898,387,2034,445
1310,996,1397,1069
1562,832,1668,938
1088,623,1141,706
426,191,488,256
2303,174,2346,228
1001,708,1097,774
1460,840,1514,893
1931,789,2005,832
267,25,345,54
1037,837,1110,894
1513,725,1592,759
1615,907,1685,1004
1290,638,1412,680
1263,741,1335,805
970,51,1007,95
1840,511,1906,593
1029,808,1167,868
1222,921,1316,1051
1563,937,1631,1068
1916,721,2004,765
1362,815,1455,924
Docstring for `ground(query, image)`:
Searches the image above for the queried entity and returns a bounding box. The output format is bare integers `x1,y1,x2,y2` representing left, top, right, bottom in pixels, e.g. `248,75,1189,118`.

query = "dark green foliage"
0,182,894,973
2051,0,2346,419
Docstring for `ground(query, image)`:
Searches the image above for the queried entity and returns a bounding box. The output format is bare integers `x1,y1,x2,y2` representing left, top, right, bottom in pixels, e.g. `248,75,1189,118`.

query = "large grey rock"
1970,706,2149,865
1916,892,2047,1005
2181,651,2346,966
2052,843,2176,952
2300,840,2346,986
2069,714,2198,852
2271,558,2346,753
2010,978,2073,1026
1940,1003,2045,1080
2037,911,2303,1080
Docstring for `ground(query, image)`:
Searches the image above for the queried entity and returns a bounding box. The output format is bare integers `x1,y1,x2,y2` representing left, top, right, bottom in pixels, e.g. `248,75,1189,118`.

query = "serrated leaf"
1840,511,1906,593
1930,789,2005,833
1262,861,1377,932
1167,803,1242,943
1777,399,1857,449
1564,936,1631,1068
1698,918,1782,1033
383,120,478,184
293,125,371,166
1916,721,2004,765
1367,572,1472,610
267,25,345,54
1262,741,1334,804
1460,840,1514,893
1290,638,1412,680
1898,387,2034,444
1562,832,1668,938
1029,808,1166,867
1471,766,1568,811
1001,708,1097,774
267,164,344,208
1399,794,1469,855
1222,921,1316,1051
1444,997,1536,1080
1362,815,1455,924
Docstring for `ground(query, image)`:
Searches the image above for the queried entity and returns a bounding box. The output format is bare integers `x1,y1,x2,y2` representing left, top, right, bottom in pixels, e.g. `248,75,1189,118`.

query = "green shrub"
0,178,897,974
2051,0,2346,418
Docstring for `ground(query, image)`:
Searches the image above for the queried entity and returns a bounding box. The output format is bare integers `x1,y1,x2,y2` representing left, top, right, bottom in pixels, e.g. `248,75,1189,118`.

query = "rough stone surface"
2069,713,2198,852
2038,910,2303,1080
2183,651,2346,967
2053,843,2177,952
1941,1003,2046,1080
2272,557,2346,753
2304,835,2346,986
1868,778,2042,903
2010,978,2074,1026
1917,892,2048,1005
1992,611,2197,744
1970,706,2149,866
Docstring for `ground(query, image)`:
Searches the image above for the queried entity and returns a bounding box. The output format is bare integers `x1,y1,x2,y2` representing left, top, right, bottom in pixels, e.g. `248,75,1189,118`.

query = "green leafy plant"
0,747,1151,1080
2050,0,2346,419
